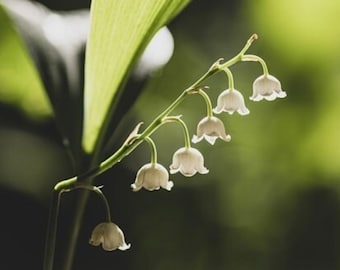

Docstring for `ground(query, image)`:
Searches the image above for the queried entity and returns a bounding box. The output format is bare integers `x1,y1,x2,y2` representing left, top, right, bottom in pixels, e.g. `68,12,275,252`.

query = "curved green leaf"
82,0,190,153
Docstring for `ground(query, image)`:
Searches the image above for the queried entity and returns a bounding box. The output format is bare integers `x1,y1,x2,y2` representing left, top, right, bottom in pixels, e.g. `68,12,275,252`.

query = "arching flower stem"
79,185,112,222
188,87,214,117
222,67,235,90
198,89,214,117
144,136,158,164
63,184,112,222
163,116,191,148
242,54,269,76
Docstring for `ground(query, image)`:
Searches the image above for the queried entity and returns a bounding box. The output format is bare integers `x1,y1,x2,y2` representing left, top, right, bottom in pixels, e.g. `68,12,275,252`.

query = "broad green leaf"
0,4,52,118
83,0,190,153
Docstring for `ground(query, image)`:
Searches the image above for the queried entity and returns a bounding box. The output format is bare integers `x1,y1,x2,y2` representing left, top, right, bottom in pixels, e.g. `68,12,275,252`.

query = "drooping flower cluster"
76,34,287,253
129,47,286,194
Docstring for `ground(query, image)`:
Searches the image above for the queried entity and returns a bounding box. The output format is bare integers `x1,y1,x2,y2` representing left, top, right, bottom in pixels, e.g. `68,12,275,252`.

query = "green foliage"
82,0,190,153
248,0,340,179
248,0,340,64
0,4,52,118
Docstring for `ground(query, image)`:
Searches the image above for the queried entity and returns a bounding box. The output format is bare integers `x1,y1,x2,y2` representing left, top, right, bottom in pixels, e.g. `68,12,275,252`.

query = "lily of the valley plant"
47,33,286,269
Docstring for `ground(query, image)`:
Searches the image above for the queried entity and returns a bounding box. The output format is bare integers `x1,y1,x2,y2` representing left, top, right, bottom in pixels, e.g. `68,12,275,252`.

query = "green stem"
94,187,111,222
242,54,269,76
43,190,62,270
240,33,258,55
164,116,191,148
68,184,112,222
217,33,258,71
222,67,235,90
55,34,259,187
144,136,157,164
192,88,213,117
56,90,199,187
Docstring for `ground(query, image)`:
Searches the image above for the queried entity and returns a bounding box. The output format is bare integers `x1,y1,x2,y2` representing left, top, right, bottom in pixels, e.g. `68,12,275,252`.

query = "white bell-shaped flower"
192,116,231,145
170,147,209,177
131,163,173,191
213,89,249,115
251,74,287,101
89,222,131,251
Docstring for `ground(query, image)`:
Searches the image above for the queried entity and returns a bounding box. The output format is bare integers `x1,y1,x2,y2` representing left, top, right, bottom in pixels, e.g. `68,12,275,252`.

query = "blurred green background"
1,0,340,269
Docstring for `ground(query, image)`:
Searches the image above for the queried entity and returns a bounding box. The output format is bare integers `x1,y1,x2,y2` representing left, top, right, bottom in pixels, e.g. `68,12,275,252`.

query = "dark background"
1,0,340,269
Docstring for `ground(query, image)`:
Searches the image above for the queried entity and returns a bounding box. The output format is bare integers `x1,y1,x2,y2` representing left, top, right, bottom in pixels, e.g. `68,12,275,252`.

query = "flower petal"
192,134,203,144
118,242,131,251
